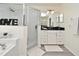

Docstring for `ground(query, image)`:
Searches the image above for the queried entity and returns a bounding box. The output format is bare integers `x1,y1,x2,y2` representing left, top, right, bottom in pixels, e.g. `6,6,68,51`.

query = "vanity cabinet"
38,27,64,47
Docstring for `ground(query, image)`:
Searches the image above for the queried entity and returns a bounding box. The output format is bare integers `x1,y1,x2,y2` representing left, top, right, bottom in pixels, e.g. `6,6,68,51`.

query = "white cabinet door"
48,31,57,44
56,31,64,44
40,31,48,44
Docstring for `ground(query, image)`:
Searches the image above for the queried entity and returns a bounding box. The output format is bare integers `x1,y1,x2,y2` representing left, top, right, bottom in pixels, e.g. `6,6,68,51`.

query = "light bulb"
51,11,54,14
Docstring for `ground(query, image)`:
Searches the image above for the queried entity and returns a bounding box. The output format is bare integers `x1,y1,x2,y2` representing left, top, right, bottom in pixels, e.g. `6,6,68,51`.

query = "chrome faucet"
0,43,6,50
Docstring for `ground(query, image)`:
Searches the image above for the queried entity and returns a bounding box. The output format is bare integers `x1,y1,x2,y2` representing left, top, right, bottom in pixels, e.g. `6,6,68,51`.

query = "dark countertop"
41,25,65,31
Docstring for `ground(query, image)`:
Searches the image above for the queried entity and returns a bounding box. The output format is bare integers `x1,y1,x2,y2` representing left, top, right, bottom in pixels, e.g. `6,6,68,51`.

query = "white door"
48,31,57,44
26,6,40,48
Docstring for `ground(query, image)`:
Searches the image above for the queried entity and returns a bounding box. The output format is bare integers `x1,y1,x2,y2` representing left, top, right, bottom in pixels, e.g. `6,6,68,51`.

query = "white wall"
62,4,79,56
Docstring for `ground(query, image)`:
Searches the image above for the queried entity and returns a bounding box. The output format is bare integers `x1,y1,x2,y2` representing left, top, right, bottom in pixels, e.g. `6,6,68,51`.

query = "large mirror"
57,13,64,23
40,10,64,27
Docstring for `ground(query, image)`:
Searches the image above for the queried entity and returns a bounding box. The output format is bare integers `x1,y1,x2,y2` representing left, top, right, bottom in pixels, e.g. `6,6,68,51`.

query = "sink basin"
41,25,48,30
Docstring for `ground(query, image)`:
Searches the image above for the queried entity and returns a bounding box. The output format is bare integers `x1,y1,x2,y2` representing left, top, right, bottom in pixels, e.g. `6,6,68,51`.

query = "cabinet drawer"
41,31,48,34
56,36,64,39
57,38,63,41
57,34,64,37
40,37,47,40
40,35,48,38
40,34,47,37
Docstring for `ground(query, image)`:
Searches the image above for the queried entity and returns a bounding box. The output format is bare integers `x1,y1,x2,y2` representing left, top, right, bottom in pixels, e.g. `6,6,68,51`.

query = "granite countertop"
41,25,65,31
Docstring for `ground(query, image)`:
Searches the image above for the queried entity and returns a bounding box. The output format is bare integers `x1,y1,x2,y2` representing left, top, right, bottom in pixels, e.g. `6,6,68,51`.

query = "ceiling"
26,3,63,12
26,3,62,6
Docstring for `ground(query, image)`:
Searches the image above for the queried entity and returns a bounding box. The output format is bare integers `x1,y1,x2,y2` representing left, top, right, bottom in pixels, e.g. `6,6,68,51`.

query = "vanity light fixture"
41,12,47,17
41,10,55,17
46,10,54,15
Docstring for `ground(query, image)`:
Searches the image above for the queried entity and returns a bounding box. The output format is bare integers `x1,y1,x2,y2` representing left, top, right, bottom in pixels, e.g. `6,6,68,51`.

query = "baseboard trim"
64,45,77,56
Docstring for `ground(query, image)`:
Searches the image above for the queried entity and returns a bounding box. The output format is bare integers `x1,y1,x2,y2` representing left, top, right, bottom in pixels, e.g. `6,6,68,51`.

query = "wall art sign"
0,18,18,26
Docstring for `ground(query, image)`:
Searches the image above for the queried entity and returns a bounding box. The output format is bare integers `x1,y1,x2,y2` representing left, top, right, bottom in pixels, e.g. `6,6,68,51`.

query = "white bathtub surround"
44,45,63,52
28,46,45,56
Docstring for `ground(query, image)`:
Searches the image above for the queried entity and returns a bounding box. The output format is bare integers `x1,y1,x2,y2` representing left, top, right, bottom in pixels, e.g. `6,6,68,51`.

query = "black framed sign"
0,18,18,26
